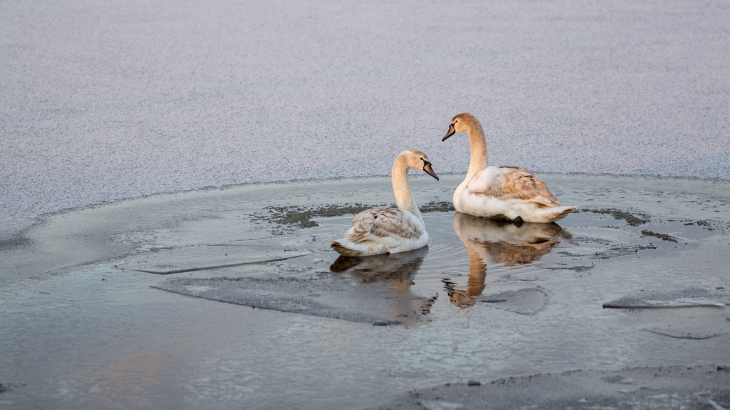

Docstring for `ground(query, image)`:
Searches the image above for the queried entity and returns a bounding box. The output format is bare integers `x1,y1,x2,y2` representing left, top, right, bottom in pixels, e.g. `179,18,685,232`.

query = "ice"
153,275,434,326
604,288,730,309
2,0,730,240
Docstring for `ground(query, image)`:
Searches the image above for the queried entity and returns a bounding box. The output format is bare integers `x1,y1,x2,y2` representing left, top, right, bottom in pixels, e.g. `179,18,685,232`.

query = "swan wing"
467,166,562,207
346,206,423,247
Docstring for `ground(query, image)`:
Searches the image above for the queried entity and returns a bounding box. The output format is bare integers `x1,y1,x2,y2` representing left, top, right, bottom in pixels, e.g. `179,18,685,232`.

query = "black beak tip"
424,165,439,181
427,168,440,181
442,125,456,141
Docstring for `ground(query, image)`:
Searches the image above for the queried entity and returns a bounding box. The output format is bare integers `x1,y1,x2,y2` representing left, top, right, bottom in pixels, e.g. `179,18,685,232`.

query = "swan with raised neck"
331,150,439,256
442,113,576,223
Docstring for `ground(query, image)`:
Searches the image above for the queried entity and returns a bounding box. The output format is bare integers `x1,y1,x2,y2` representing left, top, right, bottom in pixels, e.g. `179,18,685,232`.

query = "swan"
331,150,439,256
442,113,576,223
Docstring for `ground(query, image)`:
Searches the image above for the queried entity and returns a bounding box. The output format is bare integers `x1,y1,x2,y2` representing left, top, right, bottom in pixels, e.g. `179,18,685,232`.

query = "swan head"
442,112,479,141
401,150,439,181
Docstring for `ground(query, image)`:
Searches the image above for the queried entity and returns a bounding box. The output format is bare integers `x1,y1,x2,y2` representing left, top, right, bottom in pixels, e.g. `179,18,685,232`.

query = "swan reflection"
330,246,437,319
448,212,569,307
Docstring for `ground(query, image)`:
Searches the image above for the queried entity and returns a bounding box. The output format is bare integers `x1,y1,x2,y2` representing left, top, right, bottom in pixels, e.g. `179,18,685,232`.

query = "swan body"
443,113,576,223
331,150,439,256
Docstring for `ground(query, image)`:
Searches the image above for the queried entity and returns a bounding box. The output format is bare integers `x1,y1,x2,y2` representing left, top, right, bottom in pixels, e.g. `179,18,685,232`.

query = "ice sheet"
2,0,730,239
604,288,730,308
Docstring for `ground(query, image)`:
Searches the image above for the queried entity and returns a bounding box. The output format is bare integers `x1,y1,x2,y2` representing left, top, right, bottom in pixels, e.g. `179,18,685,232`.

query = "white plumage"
442,113,576,223
331,150,439,256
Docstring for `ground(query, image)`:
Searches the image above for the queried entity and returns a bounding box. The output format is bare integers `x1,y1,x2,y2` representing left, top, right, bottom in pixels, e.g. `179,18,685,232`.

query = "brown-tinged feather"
549,206,576,222
487,168,562,207
331,241,360,257
499,165,529,172
345,206,422,243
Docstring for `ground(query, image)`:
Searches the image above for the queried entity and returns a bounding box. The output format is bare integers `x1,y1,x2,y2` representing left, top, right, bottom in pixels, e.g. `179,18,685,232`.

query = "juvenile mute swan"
331,150,439,256
442,113,576,223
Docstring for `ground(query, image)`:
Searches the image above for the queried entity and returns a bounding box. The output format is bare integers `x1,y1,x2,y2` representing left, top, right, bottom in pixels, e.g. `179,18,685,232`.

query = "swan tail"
331,241,360,256
540,206,577,222
332,239,383,257
331,239,390,256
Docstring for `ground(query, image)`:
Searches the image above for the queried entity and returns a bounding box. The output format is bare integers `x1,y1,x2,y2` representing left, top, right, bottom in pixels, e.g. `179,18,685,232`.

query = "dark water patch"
669,218,729,232
640,230,678,243
558,211,715,261
251,200,455,233
0,236,32,250
575,208,651,226
600,375,636,385
418,200,456,213
688,219,713,228
251,203,387,231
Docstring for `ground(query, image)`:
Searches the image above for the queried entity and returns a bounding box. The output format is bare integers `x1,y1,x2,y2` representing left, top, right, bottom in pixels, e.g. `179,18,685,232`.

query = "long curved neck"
465,120,488,181
392,156,423,223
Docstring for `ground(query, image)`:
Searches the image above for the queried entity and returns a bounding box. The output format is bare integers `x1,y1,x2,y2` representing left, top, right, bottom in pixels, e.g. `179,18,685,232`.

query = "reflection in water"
330,246,437,318
448,212,569,307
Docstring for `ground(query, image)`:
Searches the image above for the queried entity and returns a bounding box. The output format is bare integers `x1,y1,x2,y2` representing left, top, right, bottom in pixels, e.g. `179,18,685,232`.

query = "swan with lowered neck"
331,150,439,256
442,113,576,223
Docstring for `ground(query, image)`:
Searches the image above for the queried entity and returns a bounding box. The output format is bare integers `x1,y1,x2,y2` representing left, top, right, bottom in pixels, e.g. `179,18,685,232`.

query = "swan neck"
392,156,422,222
466,121,488,180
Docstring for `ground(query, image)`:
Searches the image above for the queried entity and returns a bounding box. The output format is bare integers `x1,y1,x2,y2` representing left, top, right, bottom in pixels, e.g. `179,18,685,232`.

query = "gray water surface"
1,174,729,409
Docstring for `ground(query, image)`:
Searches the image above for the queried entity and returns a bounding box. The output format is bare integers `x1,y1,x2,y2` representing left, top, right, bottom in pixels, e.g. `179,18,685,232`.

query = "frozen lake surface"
2,0,730,239
2,0,730,408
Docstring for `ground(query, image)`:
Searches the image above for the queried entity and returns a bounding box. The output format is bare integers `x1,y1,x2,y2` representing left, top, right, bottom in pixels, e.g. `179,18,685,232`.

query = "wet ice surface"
1,174,729,409
605,288,730,308
370,365,730,410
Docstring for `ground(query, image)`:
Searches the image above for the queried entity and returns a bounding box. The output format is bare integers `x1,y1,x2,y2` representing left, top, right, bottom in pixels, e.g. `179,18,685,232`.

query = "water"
1,186,727,409
318,209,715,314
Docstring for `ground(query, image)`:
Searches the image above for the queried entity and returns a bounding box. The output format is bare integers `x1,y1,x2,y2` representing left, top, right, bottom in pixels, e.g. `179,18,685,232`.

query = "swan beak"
442,124,456,141
424,163,439,181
